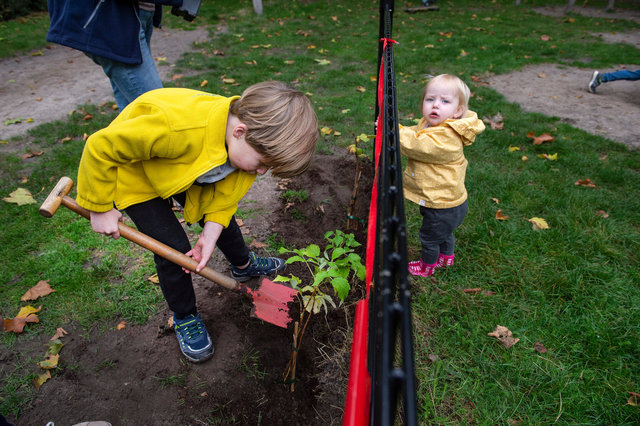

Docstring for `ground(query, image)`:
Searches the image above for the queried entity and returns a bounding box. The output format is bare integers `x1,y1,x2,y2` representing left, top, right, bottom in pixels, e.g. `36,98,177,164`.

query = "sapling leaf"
313,270,330,287
301,244,320,257
331,277,350,301
331,247,346,260
285,255,305,264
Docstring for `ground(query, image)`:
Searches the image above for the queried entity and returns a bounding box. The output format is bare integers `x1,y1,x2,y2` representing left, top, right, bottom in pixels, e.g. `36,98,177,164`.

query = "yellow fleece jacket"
399,110,485,209
76,88,255,227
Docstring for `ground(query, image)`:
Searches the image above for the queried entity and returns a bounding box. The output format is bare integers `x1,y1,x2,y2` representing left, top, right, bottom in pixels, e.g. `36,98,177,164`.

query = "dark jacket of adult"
46,0,182,65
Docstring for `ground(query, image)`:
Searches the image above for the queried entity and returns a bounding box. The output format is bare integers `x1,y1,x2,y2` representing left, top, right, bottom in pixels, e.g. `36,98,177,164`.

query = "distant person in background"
46,0,182,111
588,68,640,94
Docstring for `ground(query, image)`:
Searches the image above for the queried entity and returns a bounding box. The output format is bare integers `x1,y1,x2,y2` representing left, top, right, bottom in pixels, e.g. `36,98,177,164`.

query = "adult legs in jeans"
418,201,468,264
85,9,162,111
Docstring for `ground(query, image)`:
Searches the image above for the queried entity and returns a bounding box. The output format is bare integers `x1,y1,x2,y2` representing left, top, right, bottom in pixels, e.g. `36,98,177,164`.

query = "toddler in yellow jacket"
399,74,485,277
77,81,318,362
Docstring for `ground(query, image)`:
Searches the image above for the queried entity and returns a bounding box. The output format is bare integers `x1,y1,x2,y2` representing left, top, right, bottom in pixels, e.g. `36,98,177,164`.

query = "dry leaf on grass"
488,325,520,349
21,280,55,301
534,341,547,353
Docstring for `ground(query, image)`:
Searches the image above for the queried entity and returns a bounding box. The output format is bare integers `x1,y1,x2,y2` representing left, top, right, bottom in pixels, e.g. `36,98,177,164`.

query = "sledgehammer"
39,176,297,328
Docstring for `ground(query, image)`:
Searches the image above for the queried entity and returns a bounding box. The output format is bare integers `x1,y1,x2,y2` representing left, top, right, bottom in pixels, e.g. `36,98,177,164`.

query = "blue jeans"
601,69,640,83
85,9,162,111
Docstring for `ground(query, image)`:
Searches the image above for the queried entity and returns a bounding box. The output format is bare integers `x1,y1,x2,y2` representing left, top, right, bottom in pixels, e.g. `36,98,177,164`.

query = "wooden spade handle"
59,195,240,291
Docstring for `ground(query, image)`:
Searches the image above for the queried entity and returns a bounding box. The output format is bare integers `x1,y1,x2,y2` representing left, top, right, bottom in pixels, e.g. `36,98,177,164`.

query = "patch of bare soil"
487,63,640,149
4,154,372,426
0,26,208,141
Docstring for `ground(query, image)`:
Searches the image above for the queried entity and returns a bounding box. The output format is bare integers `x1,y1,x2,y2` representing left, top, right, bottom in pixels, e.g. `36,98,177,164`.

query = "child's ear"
454,105,465,119
233,122,247,138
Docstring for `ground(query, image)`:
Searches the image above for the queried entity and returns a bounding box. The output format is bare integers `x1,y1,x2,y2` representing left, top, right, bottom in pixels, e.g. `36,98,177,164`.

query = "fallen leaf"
201,79,209,87
249,239,268,249
427,354,440,362
320,127,333,135
34,371,51,390
314,58,331,65
3,187,37,205
18,305,42,318
116,321,126,330
21,149,44,160
537,153,558,161
482,290,497,296
37,354,59,369
575,178,596,188
508,146,520,152
491,198,500,204
488,325,520,349
538,73,546,78
528,217,549,230
463,288,482,294
627,391,640,406
172,74,184,81
526,132,555,145
495,210,509,220
521,155,528,162
3,314,39,333
596,210,609,218
356,86,366,93
50,327,68,340
540,34,550,41
21,280,55,301
83,112,93,121
534,341,547,353
147,273,160,284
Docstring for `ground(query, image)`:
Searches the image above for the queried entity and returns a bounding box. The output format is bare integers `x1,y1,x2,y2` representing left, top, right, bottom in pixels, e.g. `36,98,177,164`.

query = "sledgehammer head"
39,176,74,218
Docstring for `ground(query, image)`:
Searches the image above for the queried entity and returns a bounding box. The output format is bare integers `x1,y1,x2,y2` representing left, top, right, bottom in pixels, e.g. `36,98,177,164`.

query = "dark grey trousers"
418,200,468,264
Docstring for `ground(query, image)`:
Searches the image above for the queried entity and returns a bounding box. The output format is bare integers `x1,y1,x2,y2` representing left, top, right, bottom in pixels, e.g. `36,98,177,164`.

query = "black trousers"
418,200,467,264
125,193,249,317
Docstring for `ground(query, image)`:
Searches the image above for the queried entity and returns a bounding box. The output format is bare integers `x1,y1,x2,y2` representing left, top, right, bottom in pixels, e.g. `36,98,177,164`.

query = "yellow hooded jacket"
76,88,255,227
399,110,485,209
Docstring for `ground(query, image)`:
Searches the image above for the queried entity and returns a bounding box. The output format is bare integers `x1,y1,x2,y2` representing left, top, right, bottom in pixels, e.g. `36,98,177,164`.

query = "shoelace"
178,318,204,340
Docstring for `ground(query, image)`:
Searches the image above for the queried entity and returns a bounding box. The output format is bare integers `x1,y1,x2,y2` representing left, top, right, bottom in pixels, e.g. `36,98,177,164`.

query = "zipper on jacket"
83,0,106,29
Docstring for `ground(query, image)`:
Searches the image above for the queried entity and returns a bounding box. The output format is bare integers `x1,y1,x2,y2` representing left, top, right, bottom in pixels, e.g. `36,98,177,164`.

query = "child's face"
422,81,465,127
226,117,270,175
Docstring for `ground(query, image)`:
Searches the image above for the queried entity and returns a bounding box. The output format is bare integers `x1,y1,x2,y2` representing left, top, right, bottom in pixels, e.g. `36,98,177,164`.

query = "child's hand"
185,221,224,273
89,208,123,239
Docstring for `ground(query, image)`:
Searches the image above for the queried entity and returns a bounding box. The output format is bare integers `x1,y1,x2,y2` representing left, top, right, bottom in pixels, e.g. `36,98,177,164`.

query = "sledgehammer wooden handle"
39,177,241,291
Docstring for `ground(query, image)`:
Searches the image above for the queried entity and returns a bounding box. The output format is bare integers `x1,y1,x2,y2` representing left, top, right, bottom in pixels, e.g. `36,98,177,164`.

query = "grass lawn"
1,0,640,423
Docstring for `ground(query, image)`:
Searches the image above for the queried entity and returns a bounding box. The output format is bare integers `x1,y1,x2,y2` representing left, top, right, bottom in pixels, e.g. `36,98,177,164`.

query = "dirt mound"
6,154,372,425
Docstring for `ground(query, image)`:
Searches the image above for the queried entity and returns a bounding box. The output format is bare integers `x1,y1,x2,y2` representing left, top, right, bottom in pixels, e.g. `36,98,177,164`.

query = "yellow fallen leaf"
627,391,640,406
37,354,59,369
320,127,333,135
222,78,235,84
521,155,528,162
116,321,126,330
200,79,209,87
34,371,51,390
18,305,42,318
3,188,37,205
537,153,558,161
314,58,331,65
491,197,500,204
528,217,549,230
21,280,55,301
508,146,520,152
147,273,160,284
356,86,366,93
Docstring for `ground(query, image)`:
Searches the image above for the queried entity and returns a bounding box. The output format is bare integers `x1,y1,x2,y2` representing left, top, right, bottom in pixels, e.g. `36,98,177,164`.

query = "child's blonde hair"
230,81,318,178
422,74,471,115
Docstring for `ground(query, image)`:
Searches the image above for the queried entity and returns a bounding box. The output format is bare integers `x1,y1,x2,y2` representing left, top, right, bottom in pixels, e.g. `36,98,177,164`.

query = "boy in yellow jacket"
77,81,318,362
399,74,485,277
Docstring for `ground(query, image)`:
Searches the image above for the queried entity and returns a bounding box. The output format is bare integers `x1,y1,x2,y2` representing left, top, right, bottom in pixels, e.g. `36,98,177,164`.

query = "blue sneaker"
173,313,213,363
230,252,285,282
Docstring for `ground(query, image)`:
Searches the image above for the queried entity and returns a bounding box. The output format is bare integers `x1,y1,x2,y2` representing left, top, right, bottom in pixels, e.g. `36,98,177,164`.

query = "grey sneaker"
230,252,285,282
173,313,213,363
588,70,601,93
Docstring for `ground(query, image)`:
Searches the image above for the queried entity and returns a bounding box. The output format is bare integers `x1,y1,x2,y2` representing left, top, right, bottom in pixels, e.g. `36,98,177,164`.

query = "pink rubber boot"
436,253,455,268
408,260,436,277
